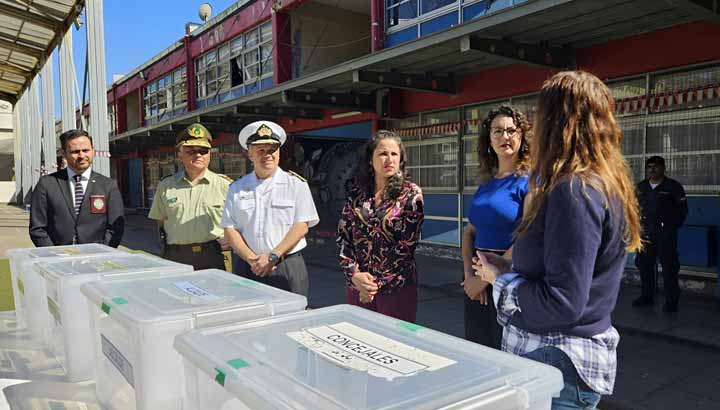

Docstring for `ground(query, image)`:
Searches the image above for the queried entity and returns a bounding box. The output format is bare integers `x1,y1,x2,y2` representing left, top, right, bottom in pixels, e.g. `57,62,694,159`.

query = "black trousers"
163,240,226,271
232,252,309,297
636,229,680,304
464,286,503,349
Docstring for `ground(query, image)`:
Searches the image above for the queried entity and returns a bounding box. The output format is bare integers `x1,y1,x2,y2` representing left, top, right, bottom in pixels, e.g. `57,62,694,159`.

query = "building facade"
107,0,720,272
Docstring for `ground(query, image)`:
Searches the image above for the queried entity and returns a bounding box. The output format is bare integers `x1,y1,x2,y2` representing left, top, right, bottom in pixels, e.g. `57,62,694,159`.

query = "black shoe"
663,302,678,313
632,297,654,307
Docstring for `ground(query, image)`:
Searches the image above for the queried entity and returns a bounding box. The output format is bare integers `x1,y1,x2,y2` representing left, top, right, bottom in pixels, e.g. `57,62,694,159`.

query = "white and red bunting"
615,83,720,115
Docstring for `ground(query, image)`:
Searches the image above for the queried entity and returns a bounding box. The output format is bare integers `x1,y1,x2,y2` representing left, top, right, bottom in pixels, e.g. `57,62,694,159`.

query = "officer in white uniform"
222,120,319,296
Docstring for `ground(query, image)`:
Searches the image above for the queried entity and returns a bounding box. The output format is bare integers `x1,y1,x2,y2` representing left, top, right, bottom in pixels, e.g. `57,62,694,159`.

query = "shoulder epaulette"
160,174,173,181
218,173,234,183
287,170,307,183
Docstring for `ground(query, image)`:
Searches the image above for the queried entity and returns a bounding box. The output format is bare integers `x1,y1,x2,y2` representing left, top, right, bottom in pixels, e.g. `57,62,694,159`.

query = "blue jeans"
522,346,602,410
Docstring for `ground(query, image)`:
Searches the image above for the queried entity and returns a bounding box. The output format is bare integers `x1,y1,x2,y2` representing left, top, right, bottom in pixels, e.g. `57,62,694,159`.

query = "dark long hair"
515,70,642,252
354,130,410,201
477,104,530,178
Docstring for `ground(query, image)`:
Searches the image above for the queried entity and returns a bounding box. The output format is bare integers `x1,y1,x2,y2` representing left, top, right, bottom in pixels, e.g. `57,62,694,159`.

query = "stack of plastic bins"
175,304,565,410
34,253,193,382
80,268,308,410
6,244,121,337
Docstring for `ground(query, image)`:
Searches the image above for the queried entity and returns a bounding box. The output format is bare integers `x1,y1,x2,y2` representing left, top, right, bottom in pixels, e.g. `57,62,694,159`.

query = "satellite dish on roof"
199,3,213,22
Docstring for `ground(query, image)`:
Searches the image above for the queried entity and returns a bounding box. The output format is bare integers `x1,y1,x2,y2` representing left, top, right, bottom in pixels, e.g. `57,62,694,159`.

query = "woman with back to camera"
474,71,642,410
337,130,424,322
461,105,530,349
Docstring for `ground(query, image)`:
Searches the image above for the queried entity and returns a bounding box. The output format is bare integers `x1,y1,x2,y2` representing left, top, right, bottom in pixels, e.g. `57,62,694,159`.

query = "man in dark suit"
29,129,124,247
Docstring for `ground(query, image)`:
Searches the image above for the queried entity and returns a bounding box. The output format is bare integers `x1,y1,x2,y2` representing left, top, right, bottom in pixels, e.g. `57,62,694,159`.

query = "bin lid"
174,305,563,410
80,269,307,325
35,253,190,280
7,244,119,259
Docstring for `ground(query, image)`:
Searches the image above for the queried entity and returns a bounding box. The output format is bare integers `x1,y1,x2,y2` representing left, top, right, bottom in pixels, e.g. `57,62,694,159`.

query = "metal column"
85,0,110,176
59,29,76,132
12,101,22,203
28,79,42,188
41,60,57,175
18,93,30,202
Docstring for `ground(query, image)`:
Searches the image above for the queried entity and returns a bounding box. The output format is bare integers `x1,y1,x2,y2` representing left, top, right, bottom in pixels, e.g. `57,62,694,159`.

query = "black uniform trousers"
636,228,680,305
232,252,309,297
163,240,226,271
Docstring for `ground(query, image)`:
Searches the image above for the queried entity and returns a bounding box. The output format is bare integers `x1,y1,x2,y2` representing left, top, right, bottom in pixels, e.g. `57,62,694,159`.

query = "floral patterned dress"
336,181,424,294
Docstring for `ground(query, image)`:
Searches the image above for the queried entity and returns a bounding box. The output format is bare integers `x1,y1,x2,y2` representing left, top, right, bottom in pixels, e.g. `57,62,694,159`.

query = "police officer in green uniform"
148,123,232,270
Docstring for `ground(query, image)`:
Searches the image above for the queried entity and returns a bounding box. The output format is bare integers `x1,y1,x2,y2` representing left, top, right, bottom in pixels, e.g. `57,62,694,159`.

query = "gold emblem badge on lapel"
90,195,107,214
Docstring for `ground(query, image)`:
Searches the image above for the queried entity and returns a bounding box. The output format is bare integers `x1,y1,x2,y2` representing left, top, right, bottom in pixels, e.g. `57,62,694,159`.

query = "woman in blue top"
461,104,530,349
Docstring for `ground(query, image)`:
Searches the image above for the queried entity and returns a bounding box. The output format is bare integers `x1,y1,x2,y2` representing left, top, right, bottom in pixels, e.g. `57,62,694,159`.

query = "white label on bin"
287,322,456,380
102,334,135,388
173,281,220,302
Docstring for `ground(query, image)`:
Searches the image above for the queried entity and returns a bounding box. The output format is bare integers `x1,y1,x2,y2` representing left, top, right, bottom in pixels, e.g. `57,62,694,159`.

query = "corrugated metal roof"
0,0,83,103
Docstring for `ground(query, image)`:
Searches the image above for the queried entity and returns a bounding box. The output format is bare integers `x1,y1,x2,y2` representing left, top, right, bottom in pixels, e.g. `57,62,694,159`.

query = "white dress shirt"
66,167,92,195
221,168,319,255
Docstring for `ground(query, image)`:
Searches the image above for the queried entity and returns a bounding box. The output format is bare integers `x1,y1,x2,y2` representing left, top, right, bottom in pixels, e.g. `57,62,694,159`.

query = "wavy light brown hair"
477,104,531,178
515,70,642,252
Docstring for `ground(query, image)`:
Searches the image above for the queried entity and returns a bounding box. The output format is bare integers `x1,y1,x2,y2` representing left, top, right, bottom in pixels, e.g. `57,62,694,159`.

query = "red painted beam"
273,10,292,84
371,0,384,52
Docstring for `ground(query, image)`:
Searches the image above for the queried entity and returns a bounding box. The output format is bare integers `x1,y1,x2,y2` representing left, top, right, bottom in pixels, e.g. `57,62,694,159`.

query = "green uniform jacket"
149,169,231,245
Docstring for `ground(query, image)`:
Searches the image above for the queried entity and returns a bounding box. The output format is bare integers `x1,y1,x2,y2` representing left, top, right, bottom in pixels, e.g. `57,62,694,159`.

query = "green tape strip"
227,358,249,369
101,302,111,314
214,368,226,386
232,278,260,288
397,322,425,332
112,297,128,305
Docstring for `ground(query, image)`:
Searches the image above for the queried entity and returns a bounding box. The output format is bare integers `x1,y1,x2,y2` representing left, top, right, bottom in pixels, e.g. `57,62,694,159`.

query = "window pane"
245,28,258,48
207,79,218,95
206,67,217,82
218,63,231,92
387,0,418,28
510,95,538,124
646,106,720,153
174,84,187,106
206,50,217,66
219,44,230,62
231,36,243,54
608,77,646,100
260,22,272,43
421,0,455,14
618,115,645,155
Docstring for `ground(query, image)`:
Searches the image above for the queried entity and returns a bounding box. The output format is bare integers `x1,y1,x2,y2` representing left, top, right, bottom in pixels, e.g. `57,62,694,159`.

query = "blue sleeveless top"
468,173,529,251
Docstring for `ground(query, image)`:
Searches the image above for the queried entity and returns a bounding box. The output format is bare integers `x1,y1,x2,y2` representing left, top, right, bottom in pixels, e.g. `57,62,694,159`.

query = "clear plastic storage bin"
80,268,308,410
175,304,564,410
7,244,120,336
34,253,192,382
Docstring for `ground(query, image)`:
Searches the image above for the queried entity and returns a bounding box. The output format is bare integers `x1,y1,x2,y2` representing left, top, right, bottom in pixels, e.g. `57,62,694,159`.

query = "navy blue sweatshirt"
510,177,626,337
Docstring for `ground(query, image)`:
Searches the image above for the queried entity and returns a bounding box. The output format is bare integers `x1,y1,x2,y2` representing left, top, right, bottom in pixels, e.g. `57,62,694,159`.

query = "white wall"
0,181,15,203
0,101,14,182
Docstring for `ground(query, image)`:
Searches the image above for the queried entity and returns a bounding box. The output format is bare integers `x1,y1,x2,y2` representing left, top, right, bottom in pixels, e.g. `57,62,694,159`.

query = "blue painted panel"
422,220,459,245
386,27,418,48
300,121,372,140
196,99,207,109
420,12,457,36
219,90,234,103
462,194,474,219
424,194,458,218
686,196,720,226
128,158,143,208
678,225,716,267
260,77,274,90
462,0,491,21
245,81,259,95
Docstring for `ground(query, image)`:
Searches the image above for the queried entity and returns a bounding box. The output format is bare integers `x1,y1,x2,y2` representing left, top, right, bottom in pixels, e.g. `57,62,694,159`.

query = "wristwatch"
269,253,280,265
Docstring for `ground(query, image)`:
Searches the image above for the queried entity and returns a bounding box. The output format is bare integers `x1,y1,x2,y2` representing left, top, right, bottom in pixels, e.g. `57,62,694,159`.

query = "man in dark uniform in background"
148,123,232,270
633,155,687,312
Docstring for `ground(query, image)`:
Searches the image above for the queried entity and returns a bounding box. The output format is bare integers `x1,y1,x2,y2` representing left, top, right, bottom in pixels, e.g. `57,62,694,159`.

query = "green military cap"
176,123,213,148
